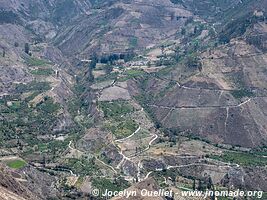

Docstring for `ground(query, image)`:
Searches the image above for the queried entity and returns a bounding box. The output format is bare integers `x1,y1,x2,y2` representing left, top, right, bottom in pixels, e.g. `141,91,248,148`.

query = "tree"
42,154,46,168
161,45,165,55
209,29,216,38
181,28,186,35
194,26,198,35
89,56,97,69
105,65,113,74
193,179,196,190
197,180,203,191
211,188,216,200
207,176,214,190
2,48,5,57
24,43,30,55
170,12,175,21
17,139,22,150
185,55,202,70
124,51,135,62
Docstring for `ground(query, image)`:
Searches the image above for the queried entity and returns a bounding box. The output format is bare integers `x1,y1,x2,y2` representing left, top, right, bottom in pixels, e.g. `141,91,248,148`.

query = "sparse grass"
38,143,48,152
157,66,173,76
95,72,118,82
25,91,41,102
6,159,27,169
131,129,150,140
158,81,176,97
106,119,138,139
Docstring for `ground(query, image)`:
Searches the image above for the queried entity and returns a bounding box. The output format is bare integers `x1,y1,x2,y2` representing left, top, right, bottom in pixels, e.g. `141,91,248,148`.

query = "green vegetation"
65,158,100,176
0,11,20,24
24,91,41,102
129,37,138,47
106,119,138,139
9,101,21,110
30,68,54,76
126,69,145,77
210,151,267,167
92,177,130,194
95,72,118,82
219,10,265,44
37,96,60,114
0,95,60,148
26,57,50,66
15,81,51,93
99,101,135,119
24,43,30,55
6,159,27,169
67,90,94,129
158,80,176,97
53,0,75,23
157,66,173,76
185,54,202,70
230,89,254,99
118,69,146,81
170,0,183,4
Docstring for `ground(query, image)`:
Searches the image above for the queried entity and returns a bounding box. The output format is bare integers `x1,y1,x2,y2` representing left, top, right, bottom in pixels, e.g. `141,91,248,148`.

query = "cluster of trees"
92,52,135,65
193,24,205,37
170,0,183,4
2,48,5,57
0,11,20,24
24,43,30,55
86,51,136,81
185,54,202,71
246,35,266,50
193,176,214,191
88,52,135,68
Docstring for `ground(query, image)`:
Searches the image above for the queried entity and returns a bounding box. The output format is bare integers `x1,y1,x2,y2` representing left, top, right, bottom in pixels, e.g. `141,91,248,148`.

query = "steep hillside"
54,0,193,57
0,164,59,199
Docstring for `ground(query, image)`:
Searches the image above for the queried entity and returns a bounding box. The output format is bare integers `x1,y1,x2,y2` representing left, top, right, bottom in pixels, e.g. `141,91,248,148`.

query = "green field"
125,69,145,77
37,97,60,113
26,57,50,66
211,151,267,167
6,159,27,169
30,68,54,76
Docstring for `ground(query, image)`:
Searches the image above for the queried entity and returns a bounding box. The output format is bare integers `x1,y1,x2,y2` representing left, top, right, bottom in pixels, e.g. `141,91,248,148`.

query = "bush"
230,89,254,99
185,54,202,70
